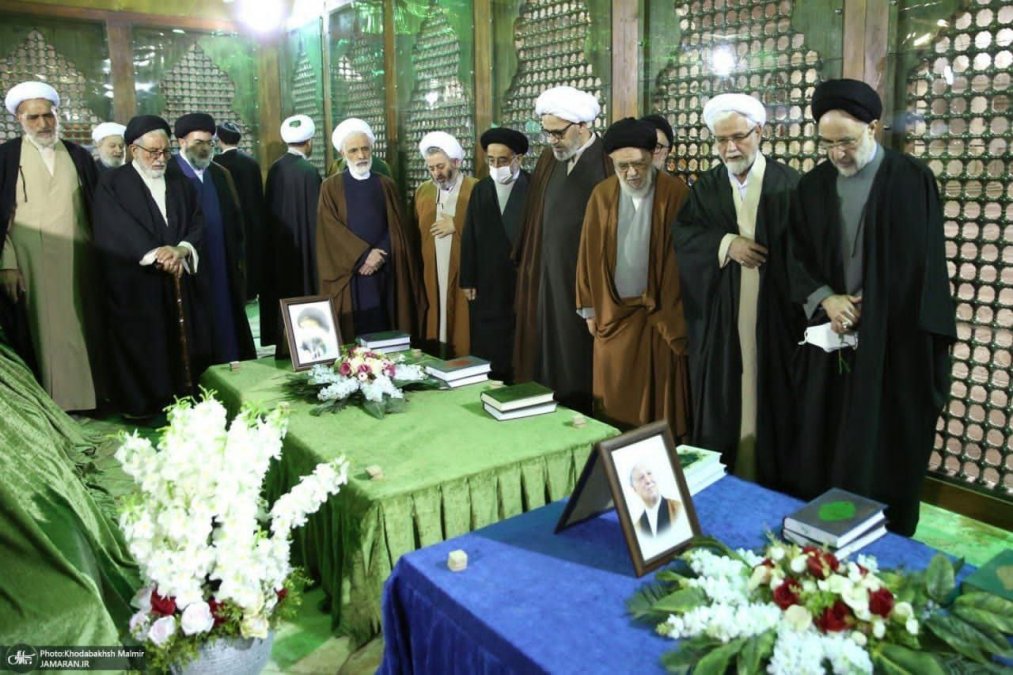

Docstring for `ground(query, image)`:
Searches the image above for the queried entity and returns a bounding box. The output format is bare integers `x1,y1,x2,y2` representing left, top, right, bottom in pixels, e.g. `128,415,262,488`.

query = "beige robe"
1,141,95,410
717,153,767,479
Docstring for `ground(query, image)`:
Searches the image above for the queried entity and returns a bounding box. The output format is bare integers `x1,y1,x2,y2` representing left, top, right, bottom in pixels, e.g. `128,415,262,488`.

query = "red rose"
825,552,841,573
760,558,775,568
339,362,352,376
276,588,289,603
816,600,854,633
869,587,894,618
802,546,820,555
805,550,841,580
773,578,801,609
208,598,227,626
150,590,177,616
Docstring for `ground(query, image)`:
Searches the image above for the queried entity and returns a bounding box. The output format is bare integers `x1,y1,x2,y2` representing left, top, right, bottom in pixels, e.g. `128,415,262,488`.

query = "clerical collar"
287,147,306,158
566,132,597,168
178,152,206,181
347,167,371,181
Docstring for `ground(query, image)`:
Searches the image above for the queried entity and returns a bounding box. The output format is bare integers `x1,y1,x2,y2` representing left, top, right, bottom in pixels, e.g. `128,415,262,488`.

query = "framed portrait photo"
280,295,342,371
598,421,701,577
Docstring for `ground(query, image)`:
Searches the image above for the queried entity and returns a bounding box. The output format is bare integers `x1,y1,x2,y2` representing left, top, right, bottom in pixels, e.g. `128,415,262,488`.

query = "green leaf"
872,643,947,675
953,605,1013,648
926,554,956,604
818,500,856,522
652,587,708,615
935,655,1013,675
954,593,1013,632
924,615,987,663
946,610,1013,656
385,397,407,414
627,583,671,621
659,635,719,674
363,400,385,419
693,638,747,675
655,569,690,584
736,629,776,675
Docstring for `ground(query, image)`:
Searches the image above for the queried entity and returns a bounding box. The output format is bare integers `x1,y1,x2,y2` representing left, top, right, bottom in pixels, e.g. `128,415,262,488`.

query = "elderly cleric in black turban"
124,114,172,145
810,79,883,124
601,117,658,154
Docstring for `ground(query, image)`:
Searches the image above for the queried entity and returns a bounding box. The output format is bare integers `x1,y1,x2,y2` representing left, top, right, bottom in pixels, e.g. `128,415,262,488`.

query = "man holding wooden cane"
92,115,210,418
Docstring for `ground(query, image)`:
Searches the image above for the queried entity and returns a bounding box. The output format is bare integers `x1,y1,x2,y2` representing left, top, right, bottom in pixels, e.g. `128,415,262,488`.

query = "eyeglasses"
818,137,860,151
541,121,577,140
714,128,757,146
188,138,215,148
133,144,172,159
615,159,651,174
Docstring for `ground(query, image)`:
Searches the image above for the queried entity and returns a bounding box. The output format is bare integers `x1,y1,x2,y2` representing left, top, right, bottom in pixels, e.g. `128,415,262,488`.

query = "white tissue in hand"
803,322,858,352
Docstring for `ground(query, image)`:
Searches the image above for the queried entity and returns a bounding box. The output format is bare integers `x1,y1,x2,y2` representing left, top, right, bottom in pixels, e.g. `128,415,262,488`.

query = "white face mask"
490,164,516,185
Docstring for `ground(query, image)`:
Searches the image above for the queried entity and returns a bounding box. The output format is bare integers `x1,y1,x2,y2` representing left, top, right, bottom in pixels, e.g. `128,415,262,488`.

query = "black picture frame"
279,295,342,371
597,420,701,577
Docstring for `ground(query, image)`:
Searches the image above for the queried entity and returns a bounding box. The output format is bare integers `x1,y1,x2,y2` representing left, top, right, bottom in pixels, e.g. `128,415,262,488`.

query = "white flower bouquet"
628,536,1013,674
116,393,349,671
288,345,438,418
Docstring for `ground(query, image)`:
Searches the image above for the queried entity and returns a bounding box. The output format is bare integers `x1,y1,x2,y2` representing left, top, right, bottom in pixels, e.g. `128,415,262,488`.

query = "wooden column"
383,0,398,179
842,0,889,99
611,0,640,120
472,0,493,178
256,39,285,172
105,19,136,122
320,14,335,170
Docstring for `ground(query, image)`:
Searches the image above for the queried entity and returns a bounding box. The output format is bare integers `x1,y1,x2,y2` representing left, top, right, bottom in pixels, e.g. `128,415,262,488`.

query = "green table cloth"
201,358,618,645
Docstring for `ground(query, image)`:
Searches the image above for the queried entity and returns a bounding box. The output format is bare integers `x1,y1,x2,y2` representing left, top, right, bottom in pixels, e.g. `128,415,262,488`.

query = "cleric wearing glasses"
512,85,613,415
788,79,956,536
92,114,211,418
672,92,803,487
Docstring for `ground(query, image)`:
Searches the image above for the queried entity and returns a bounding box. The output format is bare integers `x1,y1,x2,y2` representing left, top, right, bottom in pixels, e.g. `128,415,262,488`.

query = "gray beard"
137,164,165,180
834,136,877,178
618,167,656,200
186,151,212,170
100,156,124,168
348,161,371,179
28,130,57,149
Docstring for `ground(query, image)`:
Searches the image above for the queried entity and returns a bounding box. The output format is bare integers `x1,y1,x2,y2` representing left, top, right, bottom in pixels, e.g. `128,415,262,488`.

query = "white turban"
91,122,126,144
702,94,767,132
332,117,375,152
534,86,600,123
5,81,60,116
281,114,315,144
418,131,464,161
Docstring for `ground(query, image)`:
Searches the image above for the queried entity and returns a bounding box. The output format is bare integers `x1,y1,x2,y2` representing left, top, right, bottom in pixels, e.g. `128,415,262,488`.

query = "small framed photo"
280,295,342,371
598,421,701,576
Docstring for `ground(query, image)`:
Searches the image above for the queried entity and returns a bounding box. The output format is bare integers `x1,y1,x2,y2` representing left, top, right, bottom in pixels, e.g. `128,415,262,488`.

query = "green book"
783,488,887,548
480,381,555,412
357,331,411,348
423,355,491,381
676,444,723,475
961,549,1013,601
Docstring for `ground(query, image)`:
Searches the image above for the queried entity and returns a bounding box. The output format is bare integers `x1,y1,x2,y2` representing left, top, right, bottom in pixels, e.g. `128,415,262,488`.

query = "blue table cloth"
380,476,960,675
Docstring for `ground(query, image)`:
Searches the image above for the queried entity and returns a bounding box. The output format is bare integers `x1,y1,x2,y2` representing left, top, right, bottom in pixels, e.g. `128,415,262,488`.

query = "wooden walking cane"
173,272,193,395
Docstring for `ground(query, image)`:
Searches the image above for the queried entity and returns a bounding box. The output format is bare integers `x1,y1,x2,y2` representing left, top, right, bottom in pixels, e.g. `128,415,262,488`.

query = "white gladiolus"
116,395,349,655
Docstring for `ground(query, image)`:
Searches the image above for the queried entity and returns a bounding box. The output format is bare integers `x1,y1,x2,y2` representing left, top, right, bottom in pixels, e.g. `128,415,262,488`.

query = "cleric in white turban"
414,129,475,353
280,114,315,144
702,93,768,133
0,79,102,411
332,117,375,154
259,113,322,351
91,122,127,170
512,84,612,410
4,80,60,116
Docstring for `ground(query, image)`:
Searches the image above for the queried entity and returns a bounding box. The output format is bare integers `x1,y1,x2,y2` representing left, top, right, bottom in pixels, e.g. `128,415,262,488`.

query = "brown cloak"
316,173,425,342
414,177,476,356
576,172,692,437
512,145,614,382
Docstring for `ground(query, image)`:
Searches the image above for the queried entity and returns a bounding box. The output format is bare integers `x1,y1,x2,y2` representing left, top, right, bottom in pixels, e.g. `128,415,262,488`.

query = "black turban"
602,117,657,154
124,115,171,145
480,127,529,155
174,112,216,140
217,121,241,145
810,79,883,124
640,113,673,146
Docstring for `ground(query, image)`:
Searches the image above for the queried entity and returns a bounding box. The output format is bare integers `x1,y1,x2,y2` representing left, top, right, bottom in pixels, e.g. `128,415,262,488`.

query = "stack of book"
424,355,492,388
782,488,888,559
481,381,557,420
357,331,411,355
676,445,727,495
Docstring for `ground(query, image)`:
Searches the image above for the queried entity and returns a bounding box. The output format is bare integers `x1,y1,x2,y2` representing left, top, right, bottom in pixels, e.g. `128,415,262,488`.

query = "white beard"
833,135,877,178
618,167,656,200
137,163,166,180
348,161,371,180
100,155,124,168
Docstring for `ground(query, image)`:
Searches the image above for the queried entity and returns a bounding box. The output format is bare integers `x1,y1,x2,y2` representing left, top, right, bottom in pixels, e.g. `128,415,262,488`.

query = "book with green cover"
357,331,411,348
783,488,887,547
480,381,554,411
961,549,1013,601
424,355,492,381
676,444,723,474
